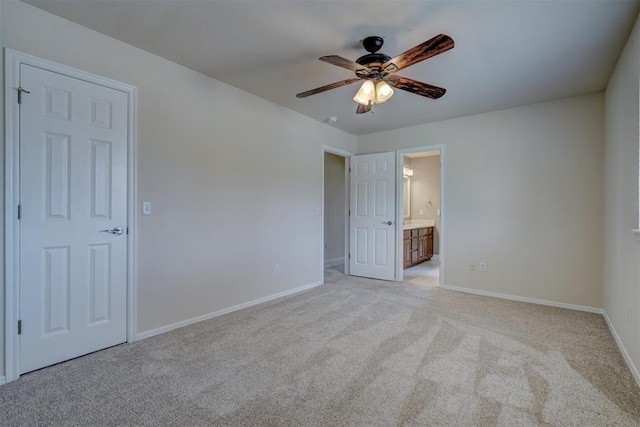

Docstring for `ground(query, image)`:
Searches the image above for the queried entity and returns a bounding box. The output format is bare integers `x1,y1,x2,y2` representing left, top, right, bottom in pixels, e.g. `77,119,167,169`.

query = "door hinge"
349,167,351,173
348,253,351,259
17,320,22,335
348,210,351,216
17,205,22,220
17,87,30,104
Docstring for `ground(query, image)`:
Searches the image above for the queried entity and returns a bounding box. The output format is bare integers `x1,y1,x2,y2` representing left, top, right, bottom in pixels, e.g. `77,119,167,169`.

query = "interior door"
19,64,128,374
349,152,396,280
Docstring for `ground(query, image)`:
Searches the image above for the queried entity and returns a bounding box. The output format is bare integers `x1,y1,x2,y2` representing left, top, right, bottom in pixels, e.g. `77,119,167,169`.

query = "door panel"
19,64,128,374
349,152,396,280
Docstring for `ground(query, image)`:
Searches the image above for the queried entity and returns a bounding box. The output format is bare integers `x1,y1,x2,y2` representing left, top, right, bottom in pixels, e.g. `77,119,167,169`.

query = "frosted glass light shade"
353,80,375,105
375,80,394,103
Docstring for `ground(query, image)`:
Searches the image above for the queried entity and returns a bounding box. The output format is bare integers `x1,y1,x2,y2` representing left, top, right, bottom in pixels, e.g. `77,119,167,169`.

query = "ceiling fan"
296,34,454,114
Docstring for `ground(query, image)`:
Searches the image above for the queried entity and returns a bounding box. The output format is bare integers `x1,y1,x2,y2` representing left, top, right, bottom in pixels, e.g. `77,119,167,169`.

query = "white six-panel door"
19,64,128,373
349,152,396,281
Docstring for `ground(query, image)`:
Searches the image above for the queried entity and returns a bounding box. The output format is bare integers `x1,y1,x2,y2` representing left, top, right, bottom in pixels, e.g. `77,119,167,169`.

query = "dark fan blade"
319,55,371,73
296,78,361,98
386,75,446,99
382,34,454,74
356,104,371,114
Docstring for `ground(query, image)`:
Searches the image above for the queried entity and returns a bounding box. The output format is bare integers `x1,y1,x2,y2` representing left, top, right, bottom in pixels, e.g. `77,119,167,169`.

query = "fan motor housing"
356,53,391,68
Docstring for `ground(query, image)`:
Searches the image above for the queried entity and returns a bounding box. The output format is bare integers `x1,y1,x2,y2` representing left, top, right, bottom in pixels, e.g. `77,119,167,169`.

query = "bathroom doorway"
397,146,444,286
322,146,351,280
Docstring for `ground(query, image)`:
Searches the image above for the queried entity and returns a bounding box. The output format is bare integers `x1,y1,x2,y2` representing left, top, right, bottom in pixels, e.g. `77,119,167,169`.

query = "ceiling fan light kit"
297,34,454,115
353,79,394,106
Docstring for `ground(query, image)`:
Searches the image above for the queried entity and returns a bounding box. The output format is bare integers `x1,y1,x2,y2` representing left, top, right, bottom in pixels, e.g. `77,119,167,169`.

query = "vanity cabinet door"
411,248,419,265
425,227,434,259
403,238,412,269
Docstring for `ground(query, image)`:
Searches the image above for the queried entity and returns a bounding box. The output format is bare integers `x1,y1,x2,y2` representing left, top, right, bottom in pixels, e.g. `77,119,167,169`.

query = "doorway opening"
397,147,444,286
321,146,351,281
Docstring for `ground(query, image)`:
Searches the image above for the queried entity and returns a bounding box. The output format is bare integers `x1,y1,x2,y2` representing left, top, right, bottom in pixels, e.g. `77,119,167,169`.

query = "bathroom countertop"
403,220,436,230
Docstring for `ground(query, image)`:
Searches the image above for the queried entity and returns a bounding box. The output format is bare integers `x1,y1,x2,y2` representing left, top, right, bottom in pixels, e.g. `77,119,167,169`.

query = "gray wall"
0,0,357,377
0,0,5,379
324,152,346,263
359,93,604,309
604,11,640,382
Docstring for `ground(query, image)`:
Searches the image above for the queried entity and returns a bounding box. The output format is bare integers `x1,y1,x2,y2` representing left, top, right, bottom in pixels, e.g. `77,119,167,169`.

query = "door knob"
100,227,124,236
381,221,392,225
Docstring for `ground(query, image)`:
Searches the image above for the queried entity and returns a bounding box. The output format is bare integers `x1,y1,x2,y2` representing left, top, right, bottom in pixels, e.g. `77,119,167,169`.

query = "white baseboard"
324,257,345,267
441,284,602,313
602,311,640,388
136,280,323,341
0,376,5,386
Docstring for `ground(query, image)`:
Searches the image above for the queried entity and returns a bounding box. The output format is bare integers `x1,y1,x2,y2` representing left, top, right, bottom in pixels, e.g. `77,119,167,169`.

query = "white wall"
603,12,640,380
0,0,356,375
359,93,604,309
409,156,441,254
324,152,345,262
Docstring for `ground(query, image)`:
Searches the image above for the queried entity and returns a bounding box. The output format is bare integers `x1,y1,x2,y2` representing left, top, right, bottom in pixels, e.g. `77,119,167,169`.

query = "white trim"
344,156,351,276
633,229,640,242
322,145,353,158
324,257,345,267
4,48,21,384
321,145,353,282
442,284,602,313
136,280,323,341
3,49,138,383
602,310,640,388
0,376,5,386
396,144,445,285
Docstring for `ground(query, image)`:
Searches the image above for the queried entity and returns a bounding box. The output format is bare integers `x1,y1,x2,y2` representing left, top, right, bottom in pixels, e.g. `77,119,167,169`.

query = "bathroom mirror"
403,177,411,219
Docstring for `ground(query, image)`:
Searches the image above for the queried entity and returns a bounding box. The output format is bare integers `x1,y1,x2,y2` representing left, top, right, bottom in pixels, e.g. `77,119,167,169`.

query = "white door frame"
321,145,353,281
396,144,446,284
4,49,138,383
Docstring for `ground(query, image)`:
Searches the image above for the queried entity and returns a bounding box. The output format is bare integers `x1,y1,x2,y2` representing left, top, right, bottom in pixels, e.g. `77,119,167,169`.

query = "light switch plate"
142,202,151,215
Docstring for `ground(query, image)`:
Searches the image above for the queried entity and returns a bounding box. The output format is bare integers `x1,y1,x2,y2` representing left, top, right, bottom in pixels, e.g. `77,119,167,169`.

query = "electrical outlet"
627,306,632,322
419,209,424,215
274,264,280,274
142,202,151,215
480,262,487,272
470,263,477,272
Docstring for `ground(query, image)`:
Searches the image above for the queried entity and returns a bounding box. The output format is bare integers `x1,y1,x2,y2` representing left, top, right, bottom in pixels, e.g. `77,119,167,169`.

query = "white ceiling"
24,0,640,136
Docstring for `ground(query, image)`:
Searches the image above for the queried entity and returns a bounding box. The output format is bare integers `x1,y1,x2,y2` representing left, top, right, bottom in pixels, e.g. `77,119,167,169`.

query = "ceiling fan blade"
386,75,446,99
382,34,454,74
296,78,361,98
356,104,372,114
319,55,371,73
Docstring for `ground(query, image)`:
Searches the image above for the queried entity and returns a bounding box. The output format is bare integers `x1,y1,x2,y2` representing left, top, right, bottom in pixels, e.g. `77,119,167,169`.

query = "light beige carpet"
1,266,639,426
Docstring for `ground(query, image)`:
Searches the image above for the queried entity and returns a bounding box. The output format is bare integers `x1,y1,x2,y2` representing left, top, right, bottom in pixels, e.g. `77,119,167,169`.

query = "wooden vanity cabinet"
403,231,412,269
403,227,434,268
